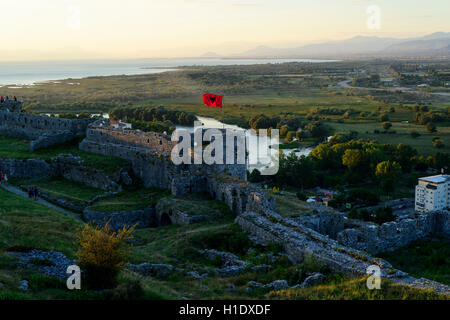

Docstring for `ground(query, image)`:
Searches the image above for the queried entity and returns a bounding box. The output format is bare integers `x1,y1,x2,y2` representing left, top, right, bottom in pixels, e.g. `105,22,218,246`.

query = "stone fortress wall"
0,101,93,151
296,206,450,255
1,102,449,294
83,126,176,153
79,120,247,192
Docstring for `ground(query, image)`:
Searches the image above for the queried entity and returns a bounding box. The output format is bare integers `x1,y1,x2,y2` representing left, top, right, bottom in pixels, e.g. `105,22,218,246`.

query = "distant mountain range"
202,32,450,59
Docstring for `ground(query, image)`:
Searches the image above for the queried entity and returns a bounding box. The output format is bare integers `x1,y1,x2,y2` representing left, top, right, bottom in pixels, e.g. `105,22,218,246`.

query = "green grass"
326,120,450,155
262,190,313,218
0,187,446,300
0,188,81,256
10,177,105,205
162,193,233,217
87,187,170,212
0,136,129,173
268,277,448,300
378,239,450,285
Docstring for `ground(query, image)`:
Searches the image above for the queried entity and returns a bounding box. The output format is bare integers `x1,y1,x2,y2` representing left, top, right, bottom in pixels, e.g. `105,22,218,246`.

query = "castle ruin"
0,100,93,151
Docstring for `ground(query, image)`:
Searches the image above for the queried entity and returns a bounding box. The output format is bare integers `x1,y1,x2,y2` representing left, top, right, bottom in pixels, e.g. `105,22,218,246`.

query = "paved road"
335,80,450,97
0,184,82,222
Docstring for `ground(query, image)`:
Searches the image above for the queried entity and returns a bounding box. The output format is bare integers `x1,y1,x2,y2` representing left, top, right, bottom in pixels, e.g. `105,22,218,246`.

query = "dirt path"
0,184,83,222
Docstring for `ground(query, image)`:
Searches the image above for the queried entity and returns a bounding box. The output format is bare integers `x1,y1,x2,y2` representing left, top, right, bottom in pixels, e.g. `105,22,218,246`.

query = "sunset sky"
0,0,449,61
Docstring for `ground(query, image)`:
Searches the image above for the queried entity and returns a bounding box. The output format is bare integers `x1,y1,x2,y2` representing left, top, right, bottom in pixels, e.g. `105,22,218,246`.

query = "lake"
0,58,336,86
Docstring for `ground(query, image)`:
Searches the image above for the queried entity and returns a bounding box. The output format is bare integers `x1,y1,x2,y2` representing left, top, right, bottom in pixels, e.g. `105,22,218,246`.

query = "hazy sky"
0,0,449,61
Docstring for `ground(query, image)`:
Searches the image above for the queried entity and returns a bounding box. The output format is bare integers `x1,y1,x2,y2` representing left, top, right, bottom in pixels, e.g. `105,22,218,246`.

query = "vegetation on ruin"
86,187,170,213
379,239,450,286
0,136,128,173
9,177,105,206
268,277,449,300
76,222,136,289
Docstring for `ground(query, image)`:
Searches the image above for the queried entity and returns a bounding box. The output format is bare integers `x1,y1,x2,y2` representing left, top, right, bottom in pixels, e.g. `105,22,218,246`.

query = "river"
176,116,314,173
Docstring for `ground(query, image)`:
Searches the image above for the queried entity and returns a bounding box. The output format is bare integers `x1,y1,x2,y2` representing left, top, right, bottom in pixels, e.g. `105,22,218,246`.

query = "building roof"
419,175,450,184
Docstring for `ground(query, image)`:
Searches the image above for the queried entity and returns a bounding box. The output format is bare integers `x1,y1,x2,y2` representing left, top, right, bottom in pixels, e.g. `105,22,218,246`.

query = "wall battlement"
0,100,22,113
0,108,93,150
86,121,176,153
80,120,247,192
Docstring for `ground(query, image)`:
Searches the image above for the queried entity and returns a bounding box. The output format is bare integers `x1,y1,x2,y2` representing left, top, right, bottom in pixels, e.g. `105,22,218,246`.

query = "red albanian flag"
203,93,223,108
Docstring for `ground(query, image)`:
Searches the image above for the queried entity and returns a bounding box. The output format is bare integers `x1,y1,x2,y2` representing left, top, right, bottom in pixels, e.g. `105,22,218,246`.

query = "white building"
415,175,450,213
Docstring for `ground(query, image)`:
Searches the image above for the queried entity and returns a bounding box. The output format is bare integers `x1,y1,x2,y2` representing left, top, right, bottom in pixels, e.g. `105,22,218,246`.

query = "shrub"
296,192,307,201
433,139,444,149
104,279,145,300
248,169,264,183
427,122,437,133
410,130,421,138
379,113,389,122
29,274,65,290
382,122,392,130
349,206,395,224
75,222,136,289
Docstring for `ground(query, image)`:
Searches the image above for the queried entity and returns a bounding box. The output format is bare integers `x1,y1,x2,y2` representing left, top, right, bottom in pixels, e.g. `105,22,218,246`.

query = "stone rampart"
0,109,93,150
79,121,247,194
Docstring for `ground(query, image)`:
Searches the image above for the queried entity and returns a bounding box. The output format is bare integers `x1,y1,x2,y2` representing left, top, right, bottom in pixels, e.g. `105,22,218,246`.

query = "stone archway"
160,212,172,226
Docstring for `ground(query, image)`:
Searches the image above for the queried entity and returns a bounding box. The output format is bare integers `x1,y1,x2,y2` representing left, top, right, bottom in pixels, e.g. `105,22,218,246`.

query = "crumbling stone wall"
79,122,247,194
0,157,53,178
294,205,450,255
83,208,157,230
84,126,176,153
0,100,22,113
0,109,93,150
0,154,129,191
235,191,450,295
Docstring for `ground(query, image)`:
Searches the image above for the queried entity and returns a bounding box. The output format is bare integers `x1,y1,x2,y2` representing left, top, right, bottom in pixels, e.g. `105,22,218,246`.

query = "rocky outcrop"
10,249,74,280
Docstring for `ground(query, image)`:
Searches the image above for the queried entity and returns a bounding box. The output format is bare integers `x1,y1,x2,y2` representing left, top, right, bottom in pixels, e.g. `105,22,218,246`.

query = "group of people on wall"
0,96,17,103
0,172,8,184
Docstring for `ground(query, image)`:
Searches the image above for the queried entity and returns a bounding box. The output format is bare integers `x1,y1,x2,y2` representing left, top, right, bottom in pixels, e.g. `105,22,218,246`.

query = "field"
327,120,450,155
2,60,448,157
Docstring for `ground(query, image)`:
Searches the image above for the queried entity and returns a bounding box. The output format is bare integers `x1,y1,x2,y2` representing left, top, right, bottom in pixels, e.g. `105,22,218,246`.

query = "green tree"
342,149,363,169
427,122,437,133
433,139,444,149
375,161,402,198
379,113,390,122
410,130,421,138
382,122,392,130
394,143,417,173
